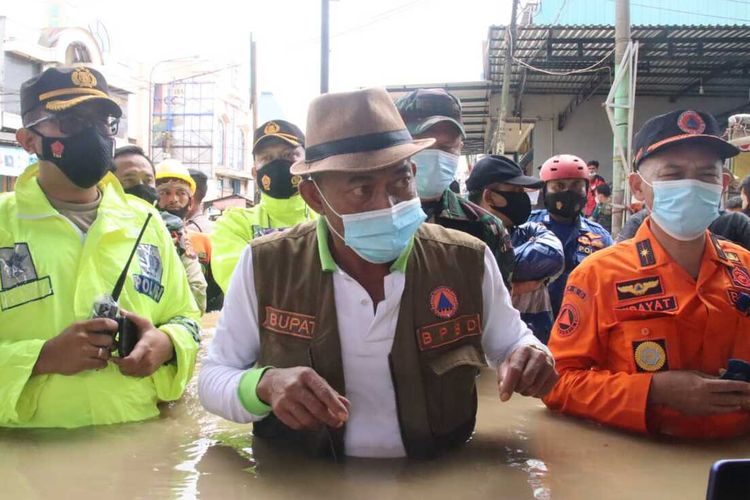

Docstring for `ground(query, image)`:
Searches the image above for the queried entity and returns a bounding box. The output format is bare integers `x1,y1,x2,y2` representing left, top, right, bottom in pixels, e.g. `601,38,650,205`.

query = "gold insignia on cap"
71,68,98,88
261,175,272,191
264,122,280,135
291,175,301,187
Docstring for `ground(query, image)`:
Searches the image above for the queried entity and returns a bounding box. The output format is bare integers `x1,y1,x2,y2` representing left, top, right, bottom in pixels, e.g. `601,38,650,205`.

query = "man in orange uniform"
544,109,750,438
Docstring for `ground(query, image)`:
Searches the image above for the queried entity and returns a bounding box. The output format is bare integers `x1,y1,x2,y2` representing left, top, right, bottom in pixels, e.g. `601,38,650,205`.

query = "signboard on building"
0,145,35,177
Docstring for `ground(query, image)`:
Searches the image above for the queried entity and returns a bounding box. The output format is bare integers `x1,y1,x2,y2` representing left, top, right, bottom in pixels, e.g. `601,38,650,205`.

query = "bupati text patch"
263,306,316,339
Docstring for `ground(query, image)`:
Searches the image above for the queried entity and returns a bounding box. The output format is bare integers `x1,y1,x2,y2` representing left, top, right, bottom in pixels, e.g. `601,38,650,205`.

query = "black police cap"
633,109,739,169
466,155,543,192
20,66,121,118
253,120,305,154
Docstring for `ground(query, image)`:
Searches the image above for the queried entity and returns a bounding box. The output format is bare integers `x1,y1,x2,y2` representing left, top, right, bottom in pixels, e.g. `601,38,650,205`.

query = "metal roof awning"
486,24,750,99
386,82,494,155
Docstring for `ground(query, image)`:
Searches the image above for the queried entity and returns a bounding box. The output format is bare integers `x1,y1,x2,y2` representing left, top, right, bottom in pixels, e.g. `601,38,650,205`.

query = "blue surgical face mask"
639,174,722,241
314,182,427,264
412,149,459,199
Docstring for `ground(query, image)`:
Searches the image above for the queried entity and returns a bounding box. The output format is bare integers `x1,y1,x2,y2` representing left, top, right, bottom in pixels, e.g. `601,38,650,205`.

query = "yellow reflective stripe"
0,277,53,311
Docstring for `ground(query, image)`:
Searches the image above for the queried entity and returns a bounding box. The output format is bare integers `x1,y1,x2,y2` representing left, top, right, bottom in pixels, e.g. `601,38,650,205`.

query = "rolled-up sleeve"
198,246,266,423
480,246,551,367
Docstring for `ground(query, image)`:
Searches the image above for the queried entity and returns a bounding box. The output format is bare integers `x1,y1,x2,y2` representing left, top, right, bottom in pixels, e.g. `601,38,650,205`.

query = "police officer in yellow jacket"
211,120,316,292
1,67,201,429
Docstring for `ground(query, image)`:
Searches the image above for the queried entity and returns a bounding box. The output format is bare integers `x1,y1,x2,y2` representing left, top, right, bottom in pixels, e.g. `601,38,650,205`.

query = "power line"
284,0,426,47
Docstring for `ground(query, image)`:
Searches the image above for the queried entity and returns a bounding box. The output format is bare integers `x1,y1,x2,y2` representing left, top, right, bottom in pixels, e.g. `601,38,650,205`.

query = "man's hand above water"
257,367,350,431
497,345,558,402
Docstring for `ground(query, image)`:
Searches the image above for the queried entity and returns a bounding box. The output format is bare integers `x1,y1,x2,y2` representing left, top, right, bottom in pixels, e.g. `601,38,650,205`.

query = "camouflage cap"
394,88,465,138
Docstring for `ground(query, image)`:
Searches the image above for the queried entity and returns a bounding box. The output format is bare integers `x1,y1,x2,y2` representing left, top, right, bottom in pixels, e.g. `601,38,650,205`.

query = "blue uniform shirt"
510,221,564,343
528,210,613,317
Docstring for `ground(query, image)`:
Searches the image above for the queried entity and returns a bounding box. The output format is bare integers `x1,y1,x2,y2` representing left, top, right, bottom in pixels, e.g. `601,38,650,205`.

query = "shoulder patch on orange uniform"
565,284,588,300
635,239,656,267
725,251,741,263
727,266,750,291
557,304,580,337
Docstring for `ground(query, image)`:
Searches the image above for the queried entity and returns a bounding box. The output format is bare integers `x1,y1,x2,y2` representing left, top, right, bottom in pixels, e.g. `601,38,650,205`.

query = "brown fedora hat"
290,87,435,175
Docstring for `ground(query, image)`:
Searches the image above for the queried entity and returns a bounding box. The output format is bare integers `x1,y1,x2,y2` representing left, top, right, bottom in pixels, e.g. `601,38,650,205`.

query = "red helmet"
539,154,588,181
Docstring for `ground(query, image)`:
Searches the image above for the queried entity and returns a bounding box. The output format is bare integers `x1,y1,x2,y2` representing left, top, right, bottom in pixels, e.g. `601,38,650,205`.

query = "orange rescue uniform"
187,231,212,271
544,218,750,438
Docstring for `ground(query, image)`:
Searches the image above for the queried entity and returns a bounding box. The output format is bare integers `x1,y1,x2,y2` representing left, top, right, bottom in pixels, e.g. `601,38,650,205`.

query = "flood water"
3,312,749,499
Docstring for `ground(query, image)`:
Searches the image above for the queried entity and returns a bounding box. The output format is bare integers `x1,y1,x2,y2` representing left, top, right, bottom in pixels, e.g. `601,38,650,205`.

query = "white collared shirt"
198,244,548,458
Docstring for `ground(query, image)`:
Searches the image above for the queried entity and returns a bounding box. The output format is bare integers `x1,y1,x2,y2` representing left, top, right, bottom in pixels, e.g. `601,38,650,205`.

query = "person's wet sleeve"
180,251,207,315
0,339,48,424
149,222,202,402
211,209,255,293
480,245,551,367
512,223,565,282
198,246,268,423
543,264,652,433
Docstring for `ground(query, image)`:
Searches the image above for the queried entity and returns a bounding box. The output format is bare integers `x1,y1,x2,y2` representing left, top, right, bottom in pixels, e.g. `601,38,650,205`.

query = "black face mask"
164,205,190,220
33,126,114,189
256,159,300,199
489,190,531,227
124,184,158,205
544,190,586,219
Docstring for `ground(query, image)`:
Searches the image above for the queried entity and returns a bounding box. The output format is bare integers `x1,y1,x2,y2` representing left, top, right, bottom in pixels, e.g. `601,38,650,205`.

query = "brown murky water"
2,312,749,499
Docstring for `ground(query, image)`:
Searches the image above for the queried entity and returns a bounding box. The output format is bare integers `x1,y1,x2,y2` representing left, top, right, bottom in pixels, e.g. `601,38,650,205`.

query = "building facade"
150,63,253,200
0,16,145,191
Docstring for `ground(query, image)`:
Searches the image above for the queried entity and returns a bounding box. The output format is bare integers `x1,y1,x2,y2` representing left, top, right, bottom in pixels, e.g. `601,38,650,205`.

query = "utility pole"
321,0,330,94
250,34,258,133
250,33,259,203
611,0,631,236
495,0,519,154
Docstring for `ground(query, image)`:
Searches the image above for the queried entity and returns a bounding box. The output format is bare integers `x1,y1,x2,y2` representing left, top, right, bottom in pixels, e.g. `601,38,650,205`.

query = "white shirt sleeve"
480,245,551,368
197,246,265,423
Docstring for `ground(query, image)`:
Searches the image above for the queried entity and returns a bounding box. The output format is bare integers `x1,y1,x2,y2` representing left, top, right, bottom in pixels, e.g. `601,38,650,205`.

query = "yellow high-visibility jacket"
211,194,316,292
0,165,201,428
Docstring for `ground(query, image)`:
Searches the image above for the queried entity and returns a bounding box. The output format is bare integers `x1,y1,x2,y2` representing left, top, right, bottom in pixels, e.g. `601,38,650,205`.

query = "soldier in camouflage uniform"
395,89,515,288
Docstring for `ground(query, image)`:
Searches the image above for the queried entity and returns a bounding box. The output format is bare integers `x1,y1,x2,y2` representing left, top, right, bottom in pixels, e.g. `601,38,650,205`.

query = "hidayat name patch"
615,296,678,313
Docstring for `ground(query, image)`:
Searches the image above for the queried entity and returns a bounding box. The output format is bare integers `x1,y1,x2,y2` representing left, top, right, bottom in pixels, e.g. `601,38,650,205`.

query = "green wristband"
238,366,273,415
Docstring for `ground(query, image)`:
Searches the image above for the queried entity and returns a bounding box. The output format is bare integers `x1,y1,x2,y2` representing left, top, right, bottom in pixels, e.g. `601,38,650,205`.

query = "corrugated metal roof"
532,0,750,27
486,24,750,98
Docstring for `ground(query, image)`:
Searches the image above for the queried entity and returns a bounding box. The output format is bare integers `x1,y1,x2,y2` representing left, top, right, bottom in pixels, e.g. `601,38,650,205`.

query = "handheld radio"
91,213,153,357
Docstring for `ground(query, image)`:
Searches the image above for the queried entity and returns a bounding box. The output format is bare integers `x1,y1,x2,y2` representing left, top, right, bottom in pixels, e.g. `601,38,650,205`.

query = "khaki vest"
251,221,486,459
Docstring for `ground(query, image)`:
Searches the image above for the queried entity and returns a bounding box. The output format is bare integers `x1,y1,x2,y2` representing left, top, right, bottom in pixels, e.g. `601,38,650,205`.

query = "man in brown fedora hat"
199,88,557,459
